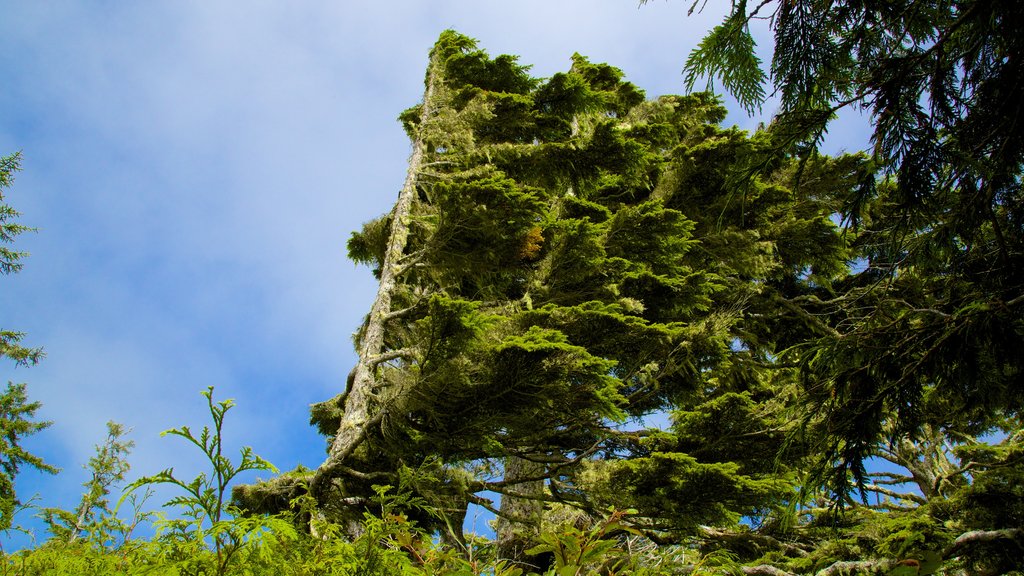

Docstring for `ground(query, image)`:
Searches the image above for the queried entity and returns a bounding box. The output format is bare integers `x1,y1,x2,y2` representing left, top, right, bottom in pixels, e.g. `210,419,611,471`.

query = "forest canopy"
3,6,1023,574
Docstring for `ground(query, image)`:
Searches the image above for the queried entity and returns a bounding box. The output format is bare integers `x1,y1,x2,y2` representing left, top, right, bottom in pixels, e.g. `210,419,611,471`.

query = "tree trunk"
309,49,442,513
495,456,547,571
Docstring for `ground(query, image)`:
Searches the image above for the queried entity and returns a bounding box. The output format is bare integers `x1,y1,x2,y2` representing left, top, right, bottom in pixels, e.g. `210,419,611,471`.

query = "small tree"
40,422,135,544
0,383,56,533
1,152,42,368
126,387,280,576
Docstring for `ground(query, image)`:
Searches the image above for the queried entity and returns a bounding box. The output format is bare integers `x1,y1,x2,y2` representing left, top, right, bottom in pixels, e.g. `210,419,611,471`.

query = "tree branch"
700,526,812,558
944,528,1024,559
743,566,795,576
466,492,534,525
367,348,416,368
334,464,396,482
862,483,927,505
866,467,913,479
383,302,424,322
393,250,427,277
815,560,893,576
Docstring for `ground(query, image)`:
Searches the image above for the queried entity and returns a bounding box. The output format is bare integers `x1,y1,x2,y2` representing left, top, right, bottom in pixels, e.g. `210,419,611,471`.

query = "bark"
310,49,443,510
815,560,893,576
743,567,796,576
69,499,90,542
495,456,547,571
943,527,1024,559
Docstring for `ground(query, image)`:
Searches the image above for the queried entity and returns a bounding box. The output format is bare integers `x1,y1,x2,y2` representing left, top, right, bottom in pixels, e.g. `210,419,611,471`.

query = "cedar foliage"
651,0,1024,508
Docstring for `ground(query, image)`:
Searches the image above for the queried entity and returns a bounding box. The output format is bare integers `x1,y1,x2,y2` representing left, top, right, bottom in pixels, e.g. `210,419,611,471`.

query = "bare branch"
334,465,396,482
866,471,916,485
743,566,796,576
466,492,536,525
700,526,812,558
383,302,424,322
816,560,893,576
367,348,416,368
862,483,927,505
419,160,457,168
944,528,1024,559
394,249,427,277
476,440,609,492
1006,293,1024,307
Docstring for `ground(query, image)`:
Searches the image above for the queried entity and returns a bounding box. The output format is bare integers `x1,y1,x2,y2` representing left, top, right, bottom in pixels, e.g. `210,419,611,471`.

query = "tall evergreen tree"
1,153,42,367
232,27,1024,574
0,152,57,531
258,32,857,568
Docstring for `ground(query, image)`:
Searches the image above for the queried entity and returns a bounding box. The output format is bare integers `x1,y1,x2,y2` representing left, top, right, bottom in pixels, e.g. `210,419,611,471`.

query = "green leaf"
684,13,766,115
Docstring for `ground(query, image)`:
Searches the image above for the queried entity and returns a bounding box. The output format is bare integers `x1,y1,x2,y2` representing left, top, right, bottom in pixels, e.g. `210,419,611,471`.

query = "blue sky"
1,1,871,545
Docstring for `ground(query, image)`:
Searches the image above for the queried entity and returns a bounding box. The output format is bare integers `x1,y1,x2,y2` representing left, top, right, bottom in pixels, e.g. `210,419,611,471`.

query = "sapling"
124,386,279,576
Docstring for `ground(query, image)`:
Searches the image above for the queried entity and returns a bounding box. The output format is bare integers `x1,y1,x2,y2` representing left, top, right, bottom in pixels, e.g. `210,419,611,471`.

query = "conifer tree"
1,153,42,367
0,152,57,532
231,30,1024,575
651,0,1024,496
283,33,859,566
638,1,1024,570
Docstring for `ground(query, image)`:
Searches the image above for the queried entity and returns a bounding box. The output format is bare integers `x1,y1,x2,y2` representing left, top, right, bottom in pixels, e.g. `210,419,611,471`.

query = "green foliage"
40,422,137,545
0,383,56,533
643,6,1024,534
8,390,527,574
934,427,1024,571
582,452,788,536
9,481,546,575
300,32,883,572
0,156,43,365
684,11,766,115
124,387,278,576
0,151,53,537
5,537,173,575
527,509,639,576
346,214,391,278
0,332,42,369
7,25,1022,576
0,152,33,278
